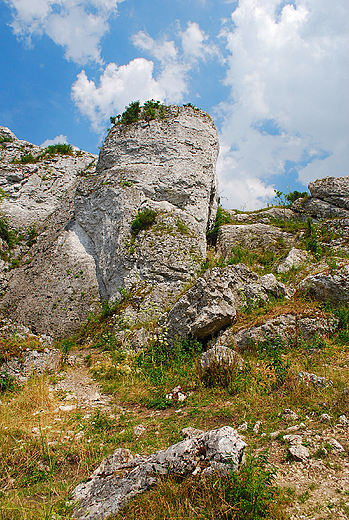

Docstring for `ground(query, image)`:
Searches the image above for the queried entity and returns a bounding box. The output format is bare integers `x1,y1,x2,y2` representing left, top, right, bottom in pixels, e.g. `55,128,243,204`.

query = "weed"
121,180,133,187
110,100,169,126
58,338,75,363
26,224,38,247
0,188,10,203
176,219,190,235
89,409,116,432
0,370,15,392
0,135,13,143
131,208,158,236
44,143,73,156
257,337,290,389
15,153,38,164
207,206,233,245
303,217,322,259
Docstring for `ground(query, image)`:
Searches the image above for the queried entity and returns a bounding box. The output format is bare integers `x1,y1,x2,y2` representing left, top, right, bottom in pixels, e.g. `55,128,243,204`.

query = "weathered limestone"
0,107,219,334
277,248,310,273
298,264,349,302
0,126,97,228
199,345,244,370
72,426,246,520
74,106,219,303
1,348,61,384
163,264,289,343
216,223,294,260
292,176,349,220
210,313,338,351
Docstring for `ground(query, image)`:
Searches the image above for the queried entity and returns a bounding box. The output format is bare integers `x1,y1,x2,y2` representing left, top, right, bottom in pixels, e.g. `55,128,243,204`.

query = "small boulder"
277,248,309,273
199,345,244,371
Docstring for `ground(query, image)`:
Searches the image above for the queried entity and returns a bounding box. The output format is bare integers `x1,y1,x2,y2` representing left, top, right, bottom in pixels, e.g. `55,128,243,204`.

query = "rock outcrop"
292,176,349,220
217,223,295,260
72,426,246,520
163,264,289,343
0,106,219,335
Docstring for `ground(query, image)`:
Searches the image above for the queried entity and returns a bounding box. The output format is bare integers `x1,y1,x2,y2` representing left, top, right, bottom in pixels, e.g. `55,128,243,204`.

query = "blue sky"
1,0,348,210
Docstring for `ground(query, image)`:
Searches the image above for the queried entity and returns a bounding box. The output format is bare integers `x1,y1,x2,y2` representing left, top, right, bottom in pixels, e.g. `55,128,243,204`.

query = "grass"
113,452,285,520
131,208,158,236
10,143,74,165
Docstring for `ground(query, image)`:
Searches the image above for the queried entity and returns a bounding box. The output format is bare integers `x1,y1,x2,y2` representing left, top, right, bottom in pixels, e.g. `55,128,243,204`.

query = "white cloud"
179,21,220,62
71,58,184,133
217,0,349,209
40,134,68,147
72,23,219,132
6,0,123,64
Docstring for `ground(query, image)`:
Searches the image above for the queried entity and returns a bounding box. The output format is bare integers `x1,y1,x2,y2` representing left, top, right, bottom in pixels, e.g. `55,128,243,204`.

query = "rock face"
216,223,294,260
74,106,218,304
1,348,61,384
0,126,97,228
72,426,246,520
164,264,289,343
0,107,219,335
292,176,349,219
298,265,349,302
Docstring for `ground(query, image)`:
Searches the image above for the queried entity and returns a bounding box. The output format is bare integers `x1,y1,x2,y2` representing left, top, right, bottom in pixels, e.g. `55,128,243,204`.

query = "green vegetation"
207,205,233,244
110,99,169,127
116,452,283,520
131,208,158,236
11,143,74,165
26,224,38,247
176,218,190,235
44,143,73,156
0,370,15,392
0,135,13,144
273,189,308,207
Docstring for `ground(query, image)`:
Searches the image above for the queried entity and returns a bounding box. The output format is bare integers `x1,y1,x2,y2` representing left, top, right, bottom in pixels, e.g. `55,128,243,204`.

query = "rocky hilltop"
1,105,349,520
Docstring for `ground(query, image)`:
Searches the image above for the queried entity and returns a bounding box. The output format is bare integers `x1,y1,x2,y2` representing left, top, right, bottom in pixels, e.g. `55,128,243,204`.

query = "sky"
1,0,348,210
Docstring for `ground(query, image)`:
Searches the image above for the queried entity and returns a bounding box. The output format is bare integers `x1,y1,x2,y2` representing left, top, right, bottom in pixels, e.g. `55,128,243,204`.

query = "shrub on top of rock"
131,209,158,236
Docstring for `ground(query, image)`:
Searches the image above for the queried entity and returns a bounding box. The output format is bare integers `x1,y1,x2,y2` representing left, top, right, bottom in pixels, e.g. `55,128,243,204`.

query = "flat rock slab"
72,426,246,520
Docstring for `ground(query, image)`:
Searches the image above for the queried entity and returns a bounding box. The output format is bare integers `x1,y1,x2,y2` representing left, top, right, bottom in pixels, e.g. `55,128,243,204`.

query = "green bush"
0,135,13,144
131,208,158,235
44,143,73,156
0,216,19,249
26,224,38,247
207,205,233,244
304,217,322,259
110,100,168,127
18,153,37,164
227,451,279,519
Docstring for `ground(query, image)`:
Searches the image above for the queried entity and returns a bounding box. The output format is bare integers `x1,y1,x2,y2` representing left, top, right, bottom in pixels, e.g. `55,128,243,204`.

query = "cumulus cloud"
6,0,123,64
217,0,349,209
72,23,218,133
40,134,68,147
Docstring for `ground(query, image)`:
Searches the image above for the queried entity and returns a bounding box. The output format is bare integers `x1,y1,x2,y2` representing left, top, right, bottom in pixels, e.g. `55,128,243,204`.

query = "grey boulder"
72,426,246,520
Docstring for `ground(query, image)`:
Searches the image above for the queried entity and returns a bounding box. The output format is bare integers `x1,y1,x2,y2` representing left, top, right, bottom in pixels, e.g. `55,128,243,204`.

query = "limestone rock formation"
216,223,294,260
72,426,246,520
215,314,338,351
0,106,219,335
298,264,349,302
73,106,218,305
276,247,309,273
292,176,349,220
163,264,289,343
